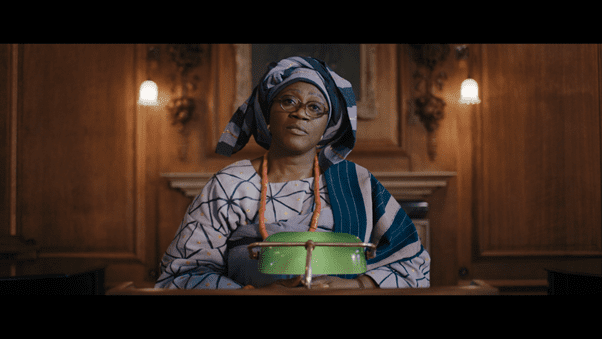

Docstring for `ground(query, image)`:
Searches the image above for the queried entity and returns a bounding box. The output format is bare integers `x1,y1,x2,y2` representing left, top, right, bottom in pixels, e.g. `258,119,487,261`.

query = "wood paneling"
477,44,601,257
0,45,13,237
455,44,602,288
17,44,139,257
353,44,404,156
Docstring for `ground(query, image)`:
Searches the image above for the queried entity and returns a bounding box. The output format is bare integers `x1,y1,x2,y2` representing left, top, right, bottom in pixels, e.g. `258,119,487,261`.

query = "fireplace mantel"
161,171,456,201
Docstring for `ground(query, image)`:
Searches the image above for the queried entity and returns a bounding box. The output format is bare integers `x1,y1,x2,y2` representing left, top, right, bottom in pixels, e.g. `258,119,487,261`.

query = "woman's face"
269,81,329,155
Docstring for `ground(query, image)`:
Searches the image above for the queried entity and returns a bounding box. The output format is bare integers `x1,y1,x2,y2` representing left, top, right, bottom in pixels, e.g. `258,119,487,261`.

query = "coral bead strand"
258,152,321,240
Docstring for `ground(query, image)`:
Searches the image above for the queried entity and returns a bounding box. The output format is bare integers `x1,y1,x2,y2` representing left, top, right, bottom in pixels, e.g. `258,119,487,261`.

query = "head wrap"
216,56,357,171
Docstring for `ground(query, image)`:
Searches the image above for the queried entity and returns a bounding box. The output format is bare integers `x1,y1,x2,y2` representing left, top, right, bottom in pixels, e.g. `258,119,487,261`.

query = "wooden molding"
372,171,456,200
161,171,456,201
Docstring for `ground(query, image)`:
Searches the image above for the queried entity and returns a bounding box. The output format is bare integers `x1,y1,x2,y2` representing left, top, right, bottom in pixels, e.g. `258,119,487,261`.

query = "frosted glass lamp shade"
138,80,159,106
459,78,481,104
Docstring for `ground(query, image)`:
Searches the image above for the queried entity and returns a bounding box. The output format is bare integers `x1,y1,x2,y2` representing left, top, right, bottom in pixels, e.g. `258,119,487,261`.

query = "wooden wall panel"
353,44,403,155
17,44,138,256
0,45,12,237
477,44,601,256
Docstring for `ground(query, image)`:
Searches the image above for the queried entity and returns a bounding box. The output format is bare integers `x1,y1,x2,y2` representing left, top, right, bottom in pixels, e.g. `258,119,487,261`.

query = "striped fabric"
216,56,357,172
325,160,429,287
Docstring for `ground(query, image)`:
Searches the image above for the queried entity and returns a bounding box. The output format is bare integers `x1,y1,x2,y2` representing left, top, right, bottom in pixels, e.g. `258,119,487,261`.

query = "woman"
155,56,430,289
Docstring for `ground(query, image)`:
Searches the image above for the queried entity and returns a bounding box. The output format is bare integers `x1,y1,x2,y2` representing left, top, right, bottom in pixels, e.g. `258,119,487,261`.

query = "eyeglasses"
273,95,328,119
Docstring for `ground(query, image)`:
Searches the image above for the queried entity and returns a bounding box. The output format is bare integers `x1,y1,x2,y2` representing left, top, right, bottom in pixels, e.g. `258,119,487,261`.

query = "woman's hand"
307,275,378,289
257,275,305,289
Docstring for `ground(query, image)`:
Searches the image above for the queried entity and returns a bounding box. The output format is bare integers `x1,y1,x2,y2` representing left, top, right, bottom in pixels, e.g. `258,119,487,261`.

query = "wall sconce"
456,45,481,105
410,44,450,160
138,80,159,106
459,78,481,104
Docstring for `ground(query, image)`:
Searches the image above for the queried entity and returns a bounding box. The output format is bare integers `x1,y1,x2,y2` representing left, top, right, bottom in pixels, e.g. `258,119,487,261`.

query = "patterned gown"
155,159,430,289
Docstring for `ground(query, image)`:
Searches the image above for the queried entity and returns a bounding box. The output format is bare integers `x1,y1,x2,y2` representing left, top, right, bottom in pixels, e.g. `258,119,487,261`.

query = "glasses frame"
273,95,328,120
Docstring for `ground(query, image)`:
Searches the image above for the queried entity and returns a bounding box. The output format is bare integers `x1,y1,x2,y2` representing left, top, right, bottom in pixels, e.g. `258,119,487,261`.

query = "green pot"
248,232,376,275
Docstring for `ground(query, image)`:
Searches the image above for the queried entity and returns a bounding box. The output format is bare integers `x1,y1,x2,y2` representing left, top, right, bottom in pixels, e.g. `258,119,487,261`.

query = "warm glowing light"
459,78,481,104
138,80,159,106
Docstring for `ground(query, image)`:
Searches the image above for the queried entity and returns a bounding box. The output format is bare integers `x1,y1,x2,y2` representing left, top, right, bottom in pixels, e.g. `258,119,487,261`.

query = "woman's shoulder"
200,159,258,194
216,159,255,175
205,159,259,186
326,159,372,177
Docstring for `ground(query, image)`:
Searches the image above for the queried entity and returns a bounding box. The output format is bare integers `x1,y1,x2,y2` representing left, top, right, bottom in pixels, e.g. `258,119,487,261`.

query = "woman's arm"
364,173,431,288
154,176,243,289
154,220,242,289
363,247,430,288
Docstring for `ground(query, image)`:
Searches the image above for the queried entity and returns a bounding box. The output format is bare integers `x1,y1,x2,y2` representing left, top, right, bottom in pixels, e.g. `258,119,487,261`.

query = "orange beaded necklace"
258,151,322,240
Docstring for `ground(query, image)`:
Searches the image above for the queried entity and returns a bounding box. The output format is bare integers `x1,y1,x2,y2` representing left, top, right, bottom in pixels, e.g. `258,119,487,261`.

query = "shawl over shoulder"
326,160,429,287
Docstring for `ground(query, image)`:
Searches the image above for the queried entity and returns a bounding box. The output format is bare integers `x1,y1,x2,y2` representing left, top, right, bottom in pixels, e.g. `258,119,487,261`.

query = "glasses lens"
306,102,326,116
279,96,298,111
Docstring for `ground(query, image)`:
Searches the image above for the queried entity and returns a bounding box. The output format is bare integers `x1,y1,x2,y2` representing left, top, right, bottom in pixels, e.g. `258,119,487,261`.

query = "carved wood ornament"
410,44,450,160
165,44,206,160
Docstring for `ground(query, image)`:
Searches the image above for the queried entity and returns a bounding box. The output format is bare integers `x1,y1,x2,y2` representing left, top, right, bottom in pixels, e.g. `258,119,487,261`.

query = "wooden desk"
546,269,602,295
0,258,106,295
106,279,498,295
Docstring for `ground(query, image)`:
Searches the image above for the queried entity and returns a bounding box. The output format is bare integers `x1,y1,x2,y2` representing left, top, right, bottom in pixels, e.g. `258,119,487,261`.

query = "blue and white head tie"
215,56,357,171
